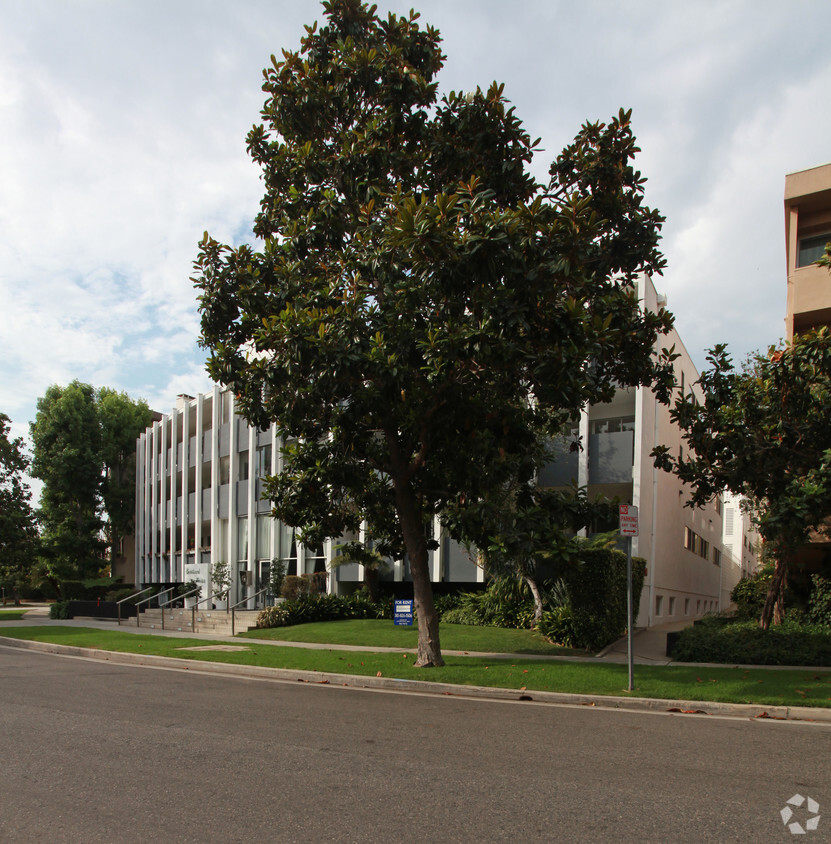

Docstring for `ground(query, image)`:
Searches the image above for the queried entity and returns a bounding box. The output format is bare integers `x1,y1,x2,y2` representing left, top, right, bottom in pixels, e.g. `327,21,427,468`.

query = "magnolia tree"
195,0,675,666
653,330,831,629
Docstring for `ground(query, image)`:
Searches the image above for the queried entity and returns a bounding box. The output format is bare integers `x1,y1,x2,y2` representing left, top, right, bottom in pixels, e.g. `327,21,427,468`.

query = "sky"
2,0,831,463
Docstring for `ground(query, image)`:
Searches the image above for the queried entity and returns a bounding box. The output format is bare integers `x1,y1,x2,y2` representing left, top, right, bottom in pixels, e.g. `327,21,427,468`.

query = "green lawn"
239,619,579,656
1,625,829,709
0,609,28,620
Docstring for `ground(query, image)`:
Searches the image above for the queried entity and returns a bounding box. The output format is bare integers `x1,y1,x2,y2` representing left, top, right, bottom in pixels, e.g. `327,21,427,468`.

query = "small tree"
653,329,831,629
269,558,287,601
195,1,674,665
97,388,153,571
211,560,231,600
30,382,105,589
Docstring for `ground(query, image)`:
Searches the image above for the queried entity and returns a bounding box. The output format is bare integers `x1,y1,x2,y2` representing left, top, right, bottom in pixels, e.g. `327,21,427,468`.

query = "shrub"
280,575,308,602
440,607,485,626
269,559,287,598
536,605,576,647
731,570,771,619
58,581,89,601
49,601,71,619
556,549,646,652
255,591,392,628
670,615,831,665
446,577,538,630
433,592,464,618
808,575,831,629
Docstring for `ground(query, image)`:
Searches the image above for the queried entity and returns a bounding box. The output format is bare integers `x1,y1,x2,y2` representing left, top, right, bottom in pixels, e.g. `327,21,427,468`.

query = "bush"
445,577,538,630
433,592,464,618
58,581,89,601
808,575,831,629
256,592,392,629
49,601,71,619
730,570,771,619
670,616,831,666
440,607,485,626
556,549,646,652
280,572,328,602
536,605,576,647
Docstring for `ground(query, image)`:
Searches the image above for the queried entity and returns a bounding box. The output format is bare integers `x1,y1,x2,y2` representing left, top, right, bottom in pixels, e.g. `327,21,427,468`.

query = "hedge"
557,548,646,652
669,616,831,666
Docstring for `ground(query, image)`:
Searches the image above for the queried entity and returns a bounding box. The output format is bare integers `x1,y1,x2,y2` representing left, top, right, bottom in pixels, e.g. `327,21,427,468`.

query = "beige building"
540,275,746,624
785,162,831,339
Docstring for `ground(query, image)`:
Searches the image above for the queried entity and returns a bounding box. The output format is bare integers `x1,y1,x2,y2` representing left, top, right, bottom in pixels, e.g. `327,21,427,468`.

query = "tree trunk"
525,574,544,624
774,567,787,625
392,477,444,667
759,556,788,630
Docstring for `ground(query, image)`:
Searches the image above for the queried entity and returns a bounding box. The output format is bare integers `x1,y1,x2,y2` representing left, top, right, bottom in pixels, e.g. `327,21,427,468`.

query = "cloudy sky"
2,0,830,457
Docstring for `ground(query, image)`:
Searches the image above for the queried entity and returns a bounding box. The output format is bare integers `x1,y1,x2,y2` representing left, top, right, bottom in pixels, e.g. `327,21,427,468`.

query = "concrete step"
120,608,262,635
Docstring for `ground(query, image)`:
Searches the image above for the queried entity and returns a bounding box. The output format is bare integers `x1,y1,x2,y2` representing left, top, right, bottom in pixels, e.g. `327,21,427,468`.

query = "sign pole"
619,504,638,693
626,535,634,692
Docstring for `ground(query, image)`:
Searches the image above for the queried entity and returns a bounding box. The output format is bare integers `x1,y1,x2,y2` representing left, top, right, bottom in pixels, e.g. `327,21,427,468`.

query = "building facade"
135,275,750,622
785,162,831,339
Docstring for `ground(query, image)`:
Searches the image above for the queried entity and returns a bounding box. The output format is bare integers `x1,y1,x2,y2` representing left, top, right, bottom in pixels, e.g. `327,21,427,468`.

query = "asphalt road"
1,644,829,843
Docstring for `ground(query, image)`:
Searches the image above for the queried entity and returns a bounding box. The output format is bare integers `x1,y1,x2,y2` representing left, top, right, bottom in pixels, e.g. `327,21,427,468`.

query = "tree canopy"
0,413,37,603
30,382,151,590
195,0,675,666
653,329,831,628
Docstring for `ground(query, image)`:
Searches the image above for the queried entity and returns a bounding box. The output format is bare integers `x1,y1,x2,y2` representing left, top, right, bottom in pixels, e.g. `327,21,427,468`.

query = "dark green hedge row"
559,549,646,652
670,617,831,666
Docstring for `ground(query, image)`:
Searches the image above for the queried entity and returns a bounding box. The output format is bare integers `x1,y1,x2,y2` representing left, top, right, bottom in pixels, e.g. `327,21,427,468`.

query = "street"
0,644,828,842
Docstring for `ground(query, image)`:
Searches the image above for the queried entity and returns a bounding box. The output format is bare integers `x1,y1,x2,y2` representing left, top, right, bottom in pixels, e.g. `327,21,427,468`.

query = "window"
237,516,248,561
256,515,272,561
238,450,249,481
591,415,635,435
713,548,722,566
797,233,831,268
256,445,272,478
684,598,690,615
684,526,709,560
668,597,675,616
655,595,663,616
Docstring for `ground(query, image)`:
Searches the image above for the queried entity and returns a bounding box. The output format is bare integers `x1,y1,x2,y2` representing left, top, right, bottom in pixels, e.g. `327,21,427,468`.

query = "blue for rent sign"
394,599,414,626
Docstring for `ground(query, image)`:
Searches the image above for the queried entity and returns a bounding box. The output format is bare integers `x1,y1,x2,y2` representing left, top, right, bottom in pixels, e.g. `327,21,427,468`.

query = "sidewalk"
0,607,755,666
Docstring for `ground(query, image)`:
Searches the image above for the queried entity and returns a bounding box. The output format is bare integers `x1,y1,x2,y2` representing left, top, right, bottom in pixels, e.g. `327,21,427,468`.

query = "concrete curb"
3,635,830,724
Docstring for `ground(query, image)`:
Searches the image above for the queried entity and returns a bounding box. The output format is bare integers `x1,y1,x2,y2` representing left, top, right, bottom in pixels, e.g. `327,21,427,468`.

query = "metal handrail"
192,590,231,612
159,588,199,609
230,588,268,636
134,586,176,628
158,587,201,632
116,587,152,623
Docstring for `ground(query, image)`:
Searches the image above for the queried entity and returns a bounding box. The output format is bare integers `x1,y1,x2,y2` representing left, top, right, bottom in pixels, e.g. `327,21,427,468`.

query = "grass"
2,625,830,709
238,619,579,656
0,609,28,620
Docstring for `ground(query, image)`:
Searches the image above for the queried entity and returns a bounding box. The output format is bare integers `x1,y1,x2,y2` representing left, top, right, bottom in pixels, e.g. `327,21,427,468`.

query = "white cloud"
2,0,831,449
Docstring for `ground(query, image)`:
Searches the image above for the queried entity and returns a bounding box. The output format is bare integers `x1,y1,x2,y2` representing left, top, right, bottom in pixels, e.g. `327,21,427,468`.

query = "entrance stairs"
119,607,262,636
